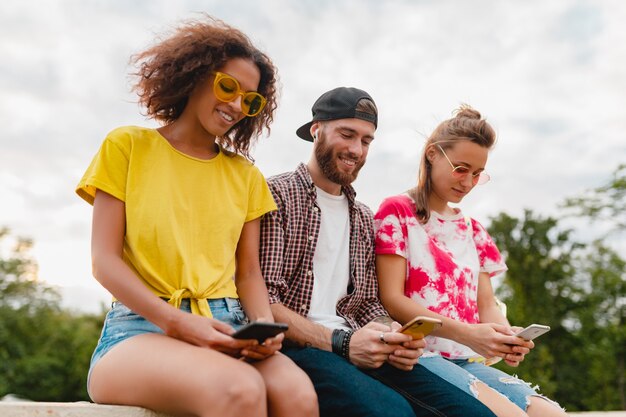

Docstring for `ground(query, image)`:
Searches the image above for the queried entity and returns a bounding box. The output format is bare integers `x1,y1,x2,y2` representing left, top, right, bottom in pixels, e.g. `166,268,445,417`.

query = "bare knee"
473,381,527,417
264,368,318,417
202,369,267,417
526,395,568,417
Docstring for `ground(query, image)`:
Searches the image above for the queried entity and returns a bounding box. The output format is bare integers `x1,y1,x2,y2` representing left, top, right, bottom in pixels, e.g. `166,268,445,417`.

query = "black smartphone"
232,321,289,343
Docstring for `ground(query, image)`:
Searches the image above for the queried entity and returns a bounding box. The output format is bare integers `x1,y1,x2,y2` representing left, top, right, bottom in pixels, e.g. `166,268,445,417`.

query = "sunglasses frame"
212,72,267,117
436,144,490,185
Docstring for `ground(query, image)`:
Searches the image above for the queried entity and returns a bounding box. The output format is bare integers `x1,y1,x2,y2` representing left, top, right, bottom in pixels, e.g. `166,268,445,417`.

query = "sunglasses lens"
451,167,469,178
215,76,238,101
242,93,266,116
477,173,490,185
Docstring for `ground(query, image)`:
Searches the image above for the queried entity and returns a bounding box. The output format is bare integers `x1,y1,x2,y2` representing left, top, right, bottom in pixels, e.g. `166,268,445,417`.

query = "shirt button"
307,270,312,276
301,304,307,311
308,235,314,241
313,207,319,212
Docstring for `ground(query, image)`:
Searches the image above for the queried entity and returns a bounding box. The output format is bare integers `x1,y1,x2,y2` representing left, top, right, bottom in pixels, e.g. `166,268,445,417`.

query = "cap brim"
296,121,314,142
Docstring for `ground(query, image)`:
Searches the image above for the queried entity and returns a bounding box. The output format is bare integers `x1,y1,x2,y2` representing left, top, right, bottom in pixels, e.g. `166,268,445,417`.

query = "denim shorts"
88,298,248,384
419,355,561,412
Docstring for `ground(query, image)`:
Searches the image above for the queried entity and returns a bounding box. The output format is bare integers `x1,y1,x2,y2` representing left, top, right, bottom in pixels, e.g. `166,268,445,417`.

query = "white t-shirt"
308,187,351,330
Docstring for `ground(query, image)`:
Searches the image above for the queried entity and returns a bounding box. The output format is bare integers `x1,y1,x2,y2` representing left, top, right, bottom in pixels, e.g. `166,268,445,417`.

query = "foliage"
488,200,625,410
0,228,103,401
563,164,626,233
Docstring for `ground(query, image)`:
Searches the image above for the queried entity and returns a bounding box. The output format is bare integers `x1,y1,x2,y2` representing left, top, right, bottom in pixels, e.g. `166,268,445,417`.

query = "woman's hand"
461,322,533,361
240,333,284,361
165,310,256,357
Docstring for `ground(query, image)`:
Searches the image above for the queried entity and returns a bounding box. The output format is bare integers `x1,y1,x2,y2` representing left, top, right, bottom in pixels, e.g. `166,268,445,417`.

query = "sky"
1,0,625,313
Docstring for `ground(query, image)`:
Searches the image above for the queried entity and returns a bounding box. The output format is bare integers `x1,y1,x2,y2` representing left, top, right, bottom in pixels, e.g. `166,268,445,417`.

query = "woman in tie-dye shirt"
374,106,566,417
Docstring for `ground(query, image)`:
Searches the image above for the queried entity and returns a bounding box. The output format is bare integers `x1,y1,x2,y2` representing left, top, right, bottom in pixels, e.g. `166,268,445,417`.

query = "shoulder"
103,125,157,151
353,200,374,218
375,193,414,217
266,169,300,196
220,150,261,177
467,216,488,234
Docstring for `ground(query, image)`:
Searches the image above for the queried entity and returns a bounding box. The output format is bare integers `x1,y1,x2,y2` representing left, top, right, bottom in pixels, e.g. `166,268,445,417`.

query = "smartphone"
398,316,443,339
232,321,289,343
514,324,550,341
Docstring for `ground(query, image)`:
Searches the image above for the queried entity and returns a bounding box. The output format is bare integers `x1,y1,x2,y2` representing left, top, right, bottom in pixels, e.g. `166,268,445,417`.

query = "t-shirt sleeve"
245,167,277,222
471,218,507,277
374,196,411,259
75,129,131,205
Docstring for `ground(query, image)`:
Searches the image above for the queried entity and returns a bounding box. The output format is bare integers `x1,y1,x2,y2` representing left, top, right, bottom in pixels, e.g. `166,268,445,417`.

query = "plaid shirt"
260,163,388,330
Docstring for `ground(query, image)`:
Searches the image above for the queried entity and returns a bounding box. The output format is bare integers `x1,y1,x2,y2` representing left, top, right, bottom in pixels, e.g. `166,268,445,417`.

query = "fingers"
390,347,422,361
389,321,402,332
511,344,531,355
491,322,516,335
502,350,525,366
402,338,426,350
210,318,236,335
379,330,412,345
387,351,418,371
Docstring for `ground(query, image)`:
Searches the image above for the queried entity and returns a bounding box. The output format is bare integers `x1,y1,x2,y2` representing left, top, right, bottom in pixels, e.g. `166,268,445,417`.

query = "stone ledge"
1,401,623,416
0,402,171,417
570,414,626,417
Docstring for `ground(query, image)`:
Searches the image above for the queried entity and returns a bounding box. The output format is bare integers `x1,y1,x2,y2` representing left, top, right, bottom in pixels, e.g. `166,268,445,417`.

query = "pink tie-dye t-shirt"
374,194,507,359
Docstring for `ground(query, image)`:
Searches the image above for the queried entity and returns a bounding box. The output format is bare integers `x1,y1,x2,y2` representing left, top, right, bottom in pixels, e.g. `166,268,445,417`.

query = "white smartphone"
515,324,550,341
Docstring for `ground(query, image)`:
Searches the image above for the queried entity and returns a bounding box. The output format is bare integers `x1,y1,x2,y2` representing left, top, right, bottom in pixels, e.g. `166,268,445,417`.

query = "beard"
314,131,365,186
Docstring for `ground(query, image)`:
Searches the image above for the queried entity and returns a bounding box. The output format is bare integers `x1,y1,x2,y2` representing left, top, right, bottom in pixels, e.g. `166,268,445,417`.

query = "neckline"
153,128,223,163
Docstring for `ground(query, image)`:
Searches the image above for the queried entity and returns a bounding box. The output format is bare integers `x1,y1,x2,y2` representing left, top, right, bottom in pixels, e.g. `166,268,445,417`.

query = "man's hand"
348,321,420,370
386,321,424,371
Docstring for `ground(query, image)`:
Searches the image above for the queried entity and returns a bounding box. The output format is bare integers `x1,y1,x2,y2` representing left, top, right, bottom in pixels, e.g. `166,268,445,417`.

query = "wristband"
342,330,354,360
331,329,346,356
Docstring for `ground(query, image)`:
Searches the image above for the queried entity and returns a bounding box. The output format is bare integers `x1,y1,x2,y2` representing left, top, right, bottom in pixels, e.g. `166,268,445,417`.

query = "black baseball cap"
296,87,378,142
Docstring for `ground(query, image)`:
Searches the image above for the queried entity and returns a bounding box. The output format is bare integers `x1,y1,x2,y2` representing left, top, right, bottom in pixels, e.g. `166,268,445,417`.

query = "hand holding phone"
514,324,550,341
232,321,289,343
397,316,443,339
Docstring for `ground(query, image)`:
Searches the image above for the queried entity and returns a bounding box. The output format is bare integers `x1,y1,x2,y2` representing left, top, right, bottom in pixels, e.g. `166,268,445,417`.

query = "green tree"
0,227,103,401
488,210,585,408
563,164,625,232
487,163,626,411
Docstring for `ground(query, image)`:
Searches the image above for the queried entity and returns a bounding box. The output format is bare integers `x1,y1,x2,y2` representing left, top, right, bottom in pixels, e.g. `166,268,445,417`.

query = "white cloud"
1,0,624,311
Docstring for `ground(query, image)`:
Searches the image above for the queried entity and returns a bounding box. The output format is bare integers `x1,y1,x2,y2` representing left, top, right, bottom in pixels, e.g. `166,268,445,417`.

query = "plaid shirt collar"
293,163,358,208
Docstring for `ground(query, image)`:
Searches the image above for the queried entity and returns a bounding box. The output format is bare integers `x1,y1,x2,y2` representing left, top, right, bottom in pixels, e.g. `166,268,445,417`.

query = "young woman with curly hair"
76,16,317,417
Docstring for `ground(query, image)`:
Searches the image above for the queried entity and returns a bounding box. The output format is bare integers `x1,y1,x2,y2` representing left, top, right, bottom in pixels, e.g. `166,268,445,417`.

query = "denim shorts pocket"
107,302,138,321
211,298,248,329
227,298,248,323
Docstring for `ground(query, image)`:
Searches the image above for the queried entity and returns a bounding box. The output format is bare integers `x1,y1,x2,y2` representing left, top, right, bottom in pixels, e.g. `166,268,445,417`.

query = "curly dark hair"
130,15,278,160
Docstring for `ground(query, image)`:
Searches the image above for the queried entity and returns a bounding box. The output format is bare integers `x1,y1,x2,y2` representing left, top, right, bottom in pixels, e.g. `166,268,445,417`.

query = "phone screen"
232,322,288,343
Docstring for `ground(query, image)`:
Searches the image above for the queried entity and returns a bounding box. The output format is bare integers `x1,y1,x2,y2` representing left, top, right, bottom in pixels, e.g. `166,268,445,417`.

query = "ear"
425,144,438,163
310,122,320,141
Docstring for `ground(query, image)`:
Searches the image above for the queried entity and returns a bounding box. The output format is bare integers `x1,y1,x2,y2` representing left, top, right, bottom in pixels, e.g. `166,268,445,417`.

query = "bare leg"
527,396,568,417
473,381,528,417
252,353,319,417
89,333,267,417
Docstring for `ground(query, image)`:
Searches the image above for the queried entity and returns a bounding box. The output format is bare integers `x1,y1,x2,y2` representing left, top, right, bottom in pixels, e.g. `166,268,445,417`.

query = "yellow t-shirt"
76,126,277,317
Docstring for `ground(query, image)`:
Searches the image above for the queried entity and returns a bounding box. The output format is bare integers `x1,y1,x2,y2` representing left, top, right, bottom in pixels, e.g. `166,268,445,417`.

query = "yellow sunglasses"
212,72,267,117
